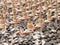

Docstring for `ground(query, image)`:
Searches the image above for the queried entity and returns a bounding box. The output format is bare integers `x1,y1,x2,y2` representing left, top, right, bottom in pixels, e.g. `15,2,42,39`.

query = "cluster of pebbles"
0,0,60,45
